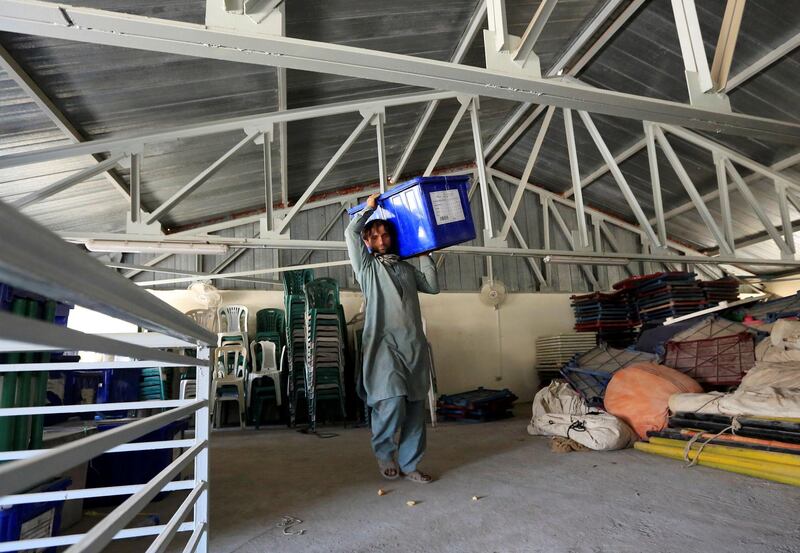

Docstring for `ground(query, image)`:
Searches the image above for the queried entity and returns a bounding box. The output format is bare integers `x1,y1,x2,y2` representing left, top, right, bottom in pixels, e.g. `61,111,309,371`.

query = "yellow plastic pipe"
635,442,800,487
649,437,800,467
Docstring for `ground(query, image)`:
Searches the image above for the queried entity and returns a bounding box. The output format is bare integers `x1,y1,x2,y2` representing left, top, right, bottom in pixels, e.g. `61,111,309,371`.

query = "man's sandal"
378,459,400,480
402,470,433,484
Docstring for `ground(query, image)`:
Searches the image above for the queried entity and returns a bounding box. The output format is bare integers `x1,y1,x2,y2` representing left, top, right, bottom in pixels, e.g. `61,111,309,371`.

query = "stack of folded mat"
616,271,707,325
700,277,740,306
535,333,597,383
570,292,638,347
437,387,518,422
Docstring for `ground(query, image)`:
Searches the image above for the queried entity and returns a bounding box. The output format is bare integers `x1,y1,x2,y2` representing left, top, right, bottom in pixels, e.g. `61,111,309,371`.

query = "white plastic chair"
185,308,219,333
248,340,281,407
210,344,248,429
217,305,249,346
179,379,197,400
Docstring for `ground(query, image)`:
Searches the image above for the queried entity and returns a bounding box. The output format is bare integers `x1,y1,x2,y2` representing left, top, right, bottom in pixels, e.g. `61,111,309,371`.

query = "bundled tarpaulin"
603,362,702,439
527,381,635,451
569,291,638,348
668,360,800,418
560,345,658,408
634,319,696,354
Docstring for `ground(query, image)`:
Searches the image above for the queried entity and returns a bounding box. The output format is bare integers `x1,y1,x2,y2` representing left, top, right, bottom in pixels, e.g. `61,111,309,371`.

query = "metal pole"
263,133,274,232
129,153,141,223
468,98,494,238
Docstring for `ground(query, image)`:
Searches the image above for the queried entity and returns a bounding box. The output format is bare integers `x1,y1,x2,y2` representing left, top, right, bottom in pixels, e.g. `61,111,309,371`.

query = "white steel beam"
297,205,347,265
424,99,471,177
577,110,662,247
146,132,258,224
469,98,495,237
129,153,142,223
276,66,289,205
12,153,127,210
727,31,800,91
499,105,554,240
657,150,800,223
487,167,734,261
0,43,133,203
390,0,486,183
713,152,736,252
2,2,798,142
0,400,202,497
485,0,635,164
1,90,457,169
661,124,800,193
512,0,558,63
277,114,372,233
709,0,746,92
546,197,600,288
671,0,714,92
721,158,794,254
598,220,634,277
68,442,204,553
577,24,798,195
487,105,546,167
653,126,734,255
107,228,800,270
774,179,796,254
644,123,667,246
486,0,509,52
563,108,589,248
123,252,172,279
564,137,646,198
262,132,274,231
486,176,547,286
0,199,215,344
374,112,388,193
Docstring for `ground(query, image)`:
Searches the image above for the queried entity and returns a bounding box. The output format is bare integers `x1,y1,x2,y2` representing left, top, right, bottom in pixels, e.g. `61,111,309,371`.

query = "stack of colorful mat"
570,291,638,347
636,413,800,487
616,272,707,325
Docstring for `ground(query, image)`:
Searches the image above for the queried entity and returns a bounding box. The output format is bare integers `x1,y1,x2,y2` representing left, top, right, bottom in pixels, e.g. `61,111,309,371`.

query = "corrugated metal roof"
0,0,798,274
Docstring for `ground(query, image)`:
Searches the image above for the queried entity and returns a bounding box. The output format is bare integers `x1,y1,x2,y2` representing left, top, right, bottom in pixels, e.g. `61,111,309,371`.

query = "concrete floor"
107,405,799,553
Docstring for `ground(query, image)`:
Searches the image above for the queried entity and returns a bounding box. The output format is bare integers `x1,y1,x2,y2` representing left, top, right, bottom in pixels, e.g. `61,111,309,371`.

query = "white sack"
527,380,588,436
770,319,800,348
532,412,636,451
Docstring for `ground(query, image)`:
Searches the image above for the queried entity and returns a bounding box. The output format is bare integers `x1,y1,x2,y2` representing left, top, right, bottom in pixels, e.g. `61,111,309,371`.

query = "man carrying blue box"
345,193,439,484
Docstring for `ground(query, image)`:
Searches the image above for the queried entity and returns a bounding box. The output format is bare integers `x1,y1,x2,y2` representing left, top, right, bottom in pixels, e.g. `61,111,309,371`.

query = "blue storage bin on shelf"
0,477,71,553
85,420,188,506
347,175,476,258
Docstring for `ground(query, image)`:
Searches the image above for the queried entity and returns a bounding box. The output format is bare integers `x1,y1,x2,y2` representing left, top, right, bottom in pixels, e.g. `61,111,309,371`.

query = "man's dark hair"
361,219,395,246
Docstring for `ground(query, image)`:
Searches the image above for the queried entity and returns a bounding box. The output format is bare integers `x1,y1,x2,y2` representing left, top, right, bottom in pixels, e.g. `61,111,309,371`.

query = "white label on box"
429,190,465,225
20,508,55,553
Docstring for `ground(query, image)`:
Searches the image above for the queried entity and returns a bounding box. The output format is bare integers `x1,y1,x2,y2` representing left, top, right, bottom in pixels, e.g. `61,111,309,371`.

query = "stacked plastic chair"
304,277,347,431
283,269,315,426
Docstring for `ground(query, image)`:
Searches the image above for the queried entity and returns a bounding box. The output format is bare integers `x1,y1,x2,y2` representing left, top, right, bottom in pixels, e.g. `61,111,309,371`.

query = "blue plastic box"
348,176,476,258
0,477,70,552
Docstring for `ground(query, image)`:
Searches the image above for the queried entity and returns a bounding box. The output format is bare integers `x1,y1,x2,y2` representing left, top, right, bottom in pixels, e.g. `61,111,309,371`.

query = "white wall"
151,289,576,401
